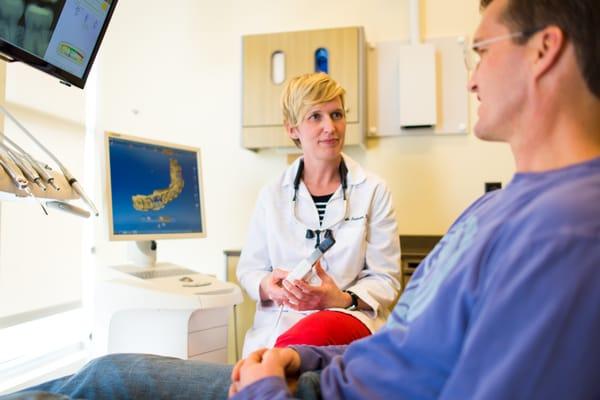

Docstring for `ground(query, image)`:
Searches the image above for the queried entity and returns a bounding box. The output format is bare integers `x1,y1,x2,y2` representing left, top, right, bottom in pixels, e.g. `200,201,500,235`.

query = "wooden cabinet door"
242,27,364,149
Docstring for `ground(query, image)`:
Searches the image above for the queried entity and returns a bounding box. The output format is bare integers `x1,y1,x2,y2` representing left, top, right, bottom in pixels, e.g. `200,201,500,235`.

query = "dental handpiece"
3,146,46,191
0,147,28,191
1,135,55,190
45,200,91,218
69,180,99,216
32,159,60,191
0,147,48,214
30,158,58,191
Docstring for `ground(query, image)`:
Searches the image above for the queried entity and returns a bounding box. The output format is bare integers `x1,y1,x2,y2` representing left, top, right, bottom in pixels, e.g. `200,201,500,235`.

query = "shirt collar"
282,152,367,188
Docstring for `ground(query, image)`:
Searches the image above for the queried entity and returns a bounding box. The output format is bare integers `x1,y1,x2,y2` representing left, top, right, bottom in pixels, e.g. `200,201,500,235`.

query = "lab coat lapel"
321,185,345,229
294,181,321,230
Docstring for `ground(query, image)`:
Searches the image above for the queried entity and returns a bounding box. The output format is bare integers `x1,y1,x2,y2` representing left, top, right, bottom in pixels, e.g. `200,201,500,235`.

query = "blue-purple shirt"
234,157,600,400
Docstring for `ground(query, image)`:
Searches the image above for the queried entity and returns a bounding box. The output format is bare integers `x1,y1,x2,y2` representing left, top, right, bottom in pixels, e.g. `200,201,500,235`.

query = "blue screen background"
108,137,204,236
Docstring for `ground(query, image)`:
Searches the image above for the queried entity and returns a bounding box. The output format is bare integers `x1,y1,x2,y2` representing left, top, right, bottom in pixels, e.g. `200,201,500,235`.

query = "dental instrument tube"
2,134,59,190
0,147,28,190
1,144,47,191
0,104,98,215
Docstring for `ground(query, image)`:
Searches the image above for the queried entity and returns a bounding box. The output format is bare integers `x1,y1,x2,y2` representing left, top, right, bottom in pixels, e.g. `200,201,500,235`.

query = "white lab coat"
237,154,401,356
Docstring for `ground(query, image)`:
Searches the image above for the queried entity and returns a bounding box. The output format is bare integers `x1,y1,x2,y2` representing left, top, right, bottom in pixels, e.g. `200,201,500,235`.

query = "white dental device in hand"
270,236,336,344
284,236,336,284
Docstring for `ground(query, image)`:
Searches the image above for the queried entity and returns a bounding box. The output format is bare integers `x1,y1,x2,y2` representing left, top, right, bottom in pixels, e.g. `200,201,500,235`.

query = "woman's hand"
229,347,301,397
259,268,290,305
282,261,350,311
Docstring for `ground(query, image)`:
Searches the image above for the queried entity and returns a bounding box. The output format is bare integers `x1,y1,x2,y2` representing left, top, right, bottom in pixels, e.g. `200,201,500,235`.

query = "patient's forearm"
290,344,348,373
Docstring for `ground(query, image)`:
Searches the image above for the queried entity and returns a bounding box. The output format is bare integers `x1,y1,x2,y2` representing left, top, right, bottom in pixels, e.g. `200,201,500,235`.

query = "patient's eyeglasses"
464,29,542,71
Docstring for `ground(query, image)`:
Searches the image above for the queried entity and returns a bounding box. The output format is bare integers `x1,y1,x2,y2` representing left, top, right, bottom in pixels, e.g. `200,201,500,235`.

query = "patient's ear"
531,25,565,80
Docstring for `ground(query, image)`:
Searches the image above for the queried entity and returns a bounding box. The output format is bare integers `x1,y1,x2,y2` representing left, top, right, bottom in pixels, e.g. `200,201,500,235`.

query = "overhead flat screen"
0,0,118,88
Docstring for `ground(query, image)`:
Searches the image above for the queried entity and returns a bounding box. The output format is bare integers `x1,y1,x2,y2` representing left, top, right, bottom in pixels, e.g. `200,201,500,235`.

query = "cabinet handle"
271,51,285,85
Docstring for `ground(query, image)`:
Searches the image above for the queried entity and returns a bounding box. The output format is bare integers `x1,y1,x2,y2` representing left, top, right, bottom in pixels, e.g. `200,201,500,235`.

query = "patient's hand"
229,347,301,397
282,261,348,311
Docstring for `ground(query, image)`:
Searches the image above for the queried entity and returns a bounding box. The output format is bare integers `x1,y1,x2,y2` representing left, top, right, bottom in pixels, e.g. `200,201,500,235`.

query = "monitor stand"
114,241,198,279
127,240,158,268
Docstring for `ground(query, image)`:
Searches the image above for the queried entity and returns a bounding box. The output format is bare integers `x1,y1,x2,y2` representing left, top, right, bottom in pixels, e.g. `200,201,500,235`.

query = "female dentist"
237,73,401,356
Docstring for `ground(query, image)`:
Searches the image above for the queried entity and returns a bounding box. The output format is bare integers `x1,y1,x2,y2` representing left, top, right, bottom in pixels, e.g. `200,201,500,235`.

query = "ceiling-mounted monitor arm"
0,52,17,63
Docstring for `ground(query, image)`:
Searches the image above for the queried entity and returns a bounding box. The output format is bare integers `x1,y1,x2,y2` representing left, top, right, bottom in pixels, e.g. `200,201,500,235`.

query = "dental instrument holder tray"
0,167,79,200
0,167,78,200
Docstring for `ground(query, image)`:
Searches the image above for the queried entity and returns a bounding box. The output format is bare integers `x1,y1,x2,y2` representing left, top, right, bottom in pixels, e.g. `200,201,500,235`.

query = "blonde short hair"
281,73,346,147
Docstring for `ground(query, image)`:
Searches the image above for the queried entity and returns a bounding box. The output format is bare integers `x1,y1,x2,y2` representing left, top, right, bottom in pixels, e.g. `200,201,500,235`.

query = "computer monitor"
105,131,206,268
0,0,119,88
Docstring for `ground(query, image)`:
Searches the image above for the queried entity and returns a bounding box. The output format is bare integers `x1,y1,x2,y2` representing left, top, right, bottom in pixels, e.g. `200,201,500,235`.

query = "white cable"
268,304,285,348
0,105,66,171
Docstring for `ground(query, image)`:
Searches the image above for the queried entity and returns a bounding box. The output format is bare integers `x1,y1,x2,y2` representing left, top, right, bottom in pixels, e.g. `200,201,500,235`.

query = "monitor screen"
105,132,206,241
0,0,118,88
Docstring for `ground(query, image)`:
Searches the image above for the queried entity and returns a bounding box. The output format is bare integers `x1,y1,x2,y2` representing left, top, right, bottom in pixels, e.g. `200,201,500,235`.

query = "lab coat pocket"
251,302,281,332
326,218,368,279
336,217,368,245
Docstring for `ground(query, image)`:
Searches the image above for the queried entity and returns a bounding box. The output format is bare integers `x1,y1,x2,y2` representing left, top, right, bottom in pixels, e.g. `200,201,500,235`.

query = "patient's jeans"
1,354,322,400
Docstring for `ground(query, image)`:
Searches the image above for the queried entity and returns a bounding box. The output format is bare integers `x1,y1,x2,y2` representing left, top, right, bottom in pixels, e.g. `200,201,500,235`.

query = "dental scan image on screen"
107,133,205,240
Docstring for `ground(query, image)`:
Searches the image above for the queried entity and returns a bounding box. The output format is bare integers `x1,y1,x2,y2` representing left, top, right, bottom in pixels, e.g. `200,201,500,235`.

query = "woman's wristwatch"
344,290,359,311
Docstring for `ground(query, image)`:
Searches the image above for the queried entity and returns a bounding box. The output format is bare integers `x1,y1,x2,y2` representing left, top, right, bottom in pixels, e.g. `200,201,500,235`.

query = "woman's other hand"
259,268,289,305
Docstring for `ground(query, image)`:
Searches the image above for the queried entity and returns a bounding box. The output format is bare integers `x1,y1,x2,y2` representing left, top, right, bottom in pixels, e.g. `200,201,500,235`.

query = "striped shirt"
312,193,333,225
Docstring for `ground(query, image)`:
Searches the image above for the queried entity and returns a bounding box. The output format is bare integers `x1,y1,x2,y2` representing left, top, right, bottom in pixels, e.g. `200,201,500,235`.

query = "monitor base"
126,240,157,268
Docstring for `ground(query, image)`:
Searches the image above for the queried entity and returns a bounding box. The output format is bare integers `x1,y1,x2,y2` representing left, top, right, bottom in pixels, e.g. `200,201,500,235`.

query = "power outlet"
485,182,502,193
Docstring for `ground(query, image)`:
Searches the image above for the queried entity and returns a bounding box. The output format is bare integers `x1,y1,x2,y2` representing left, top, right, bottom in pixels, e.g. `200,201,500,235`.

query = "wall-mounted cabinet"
242,27,367,150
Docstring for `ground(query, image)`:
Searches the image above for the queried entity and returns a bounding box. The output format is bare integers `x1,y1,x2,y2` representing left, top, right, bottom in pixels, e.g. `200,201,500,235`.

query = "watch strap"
344,290,359,311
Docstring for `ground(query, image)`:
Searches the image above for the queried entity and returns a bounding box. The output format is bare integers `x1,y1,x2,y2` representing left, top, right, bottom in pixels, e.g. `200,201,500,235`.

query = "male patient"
3,0,600,398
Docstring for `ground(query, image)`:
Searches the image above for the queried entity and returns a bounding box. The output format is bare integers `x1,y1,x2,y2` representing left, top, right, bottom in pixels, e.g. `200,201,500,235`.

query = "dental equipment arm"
0,104,99,216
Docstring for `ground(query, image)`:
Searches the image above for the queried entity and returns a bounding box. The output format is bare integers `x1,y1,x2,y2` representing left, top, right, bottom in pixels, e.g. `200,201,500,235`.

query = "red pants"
274,310,371,348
